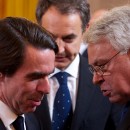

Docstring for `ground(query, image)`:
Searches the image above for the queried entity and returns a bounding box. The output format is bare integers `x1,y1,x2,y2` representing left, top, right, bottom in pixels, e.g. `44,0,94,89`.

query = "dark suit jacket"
82,48,88,59
0,113,42,130
116,106,130,130
34,55,122,130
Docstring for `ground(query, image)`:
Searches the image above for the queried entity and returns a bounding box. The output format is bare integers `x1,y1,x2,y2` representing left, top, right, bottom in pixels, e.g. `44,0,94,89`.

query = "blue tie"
52,72,73,130
12,116,24,130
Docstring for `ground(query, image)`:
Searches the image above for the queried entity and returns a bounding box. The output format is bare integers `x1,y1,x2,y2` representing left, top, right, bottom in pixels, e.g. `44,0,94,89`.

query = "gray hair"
84,5,130,53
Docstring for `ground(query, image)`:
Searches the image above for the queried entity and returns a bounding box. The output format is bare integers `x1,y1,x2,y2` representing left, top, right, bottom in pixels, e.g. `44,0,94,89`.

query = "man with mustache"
0,17,58,130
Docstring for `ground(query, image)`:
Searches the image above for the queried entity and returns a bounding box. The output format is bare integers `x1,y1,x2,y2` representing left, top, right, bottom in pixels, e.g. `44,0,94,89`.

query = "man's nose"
93,72,104,85
37,76,50,94
56,38,65,53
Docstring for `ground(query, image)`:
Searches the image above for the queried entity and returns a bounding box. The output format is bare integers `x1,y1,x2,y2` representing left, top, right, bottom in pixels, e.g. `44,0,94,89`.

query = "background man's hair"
36,0,90,32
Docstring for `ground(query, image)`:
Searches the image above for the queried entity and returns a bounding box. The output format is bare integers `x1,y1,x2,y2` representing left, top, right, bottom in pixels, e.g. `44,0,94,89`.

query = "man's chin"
109,95,124,104
25,107,37,113
55,63,69,70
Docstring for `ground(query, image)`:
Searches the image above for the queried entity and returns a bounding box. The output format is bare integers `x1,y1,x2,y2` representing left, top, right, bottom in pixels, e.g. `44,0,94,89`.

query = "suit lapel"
82,49,88,59
71,55,97,130
25,113,43,130
35,95,51,130
26,116,35,130
0,120,6,130
117,107,130,130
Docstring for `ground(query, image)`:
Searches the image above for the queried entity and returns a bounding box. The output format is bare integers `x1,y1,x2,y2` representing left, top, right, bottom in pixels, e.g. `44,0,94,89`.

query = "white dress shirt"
0,100,26,130
79,42,88,55
48,54,80,120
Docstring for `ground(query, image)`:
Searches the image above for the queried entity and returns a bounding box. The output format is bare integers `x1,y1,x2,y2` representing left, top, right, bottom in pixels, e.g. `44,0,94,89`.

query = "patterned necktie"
52,72,73,130
12,116,24,130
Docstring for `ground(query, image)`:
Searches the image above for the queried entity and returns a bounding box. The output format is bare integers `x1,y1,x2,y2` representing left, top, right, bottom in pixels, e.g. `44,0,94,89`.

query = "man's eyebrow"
93,58,108,66
62,34,77,39
49,32,77,39
25,70,54,80
25,72,45,80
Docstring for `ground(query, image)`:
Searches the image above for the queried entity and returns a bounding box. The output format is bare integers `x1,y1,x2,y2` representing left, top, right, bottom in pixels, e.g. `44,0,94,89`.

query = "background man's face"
88,39,130,104
41,6,83,70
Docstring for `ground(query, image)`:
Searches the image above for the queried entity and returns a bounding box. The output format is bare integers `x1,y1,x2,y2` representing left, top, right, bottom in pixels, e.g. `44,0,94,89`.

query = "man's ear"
85,23,90,32
0,73,5,82
127,49,130,59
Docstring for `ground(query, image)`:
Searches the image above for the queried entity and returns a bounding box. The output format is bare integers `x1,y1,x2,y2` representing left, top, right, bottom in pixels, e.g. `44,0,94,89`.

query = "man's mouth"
30,95,44,106
56,55,67,62
102,90,111,97
31,100,41,106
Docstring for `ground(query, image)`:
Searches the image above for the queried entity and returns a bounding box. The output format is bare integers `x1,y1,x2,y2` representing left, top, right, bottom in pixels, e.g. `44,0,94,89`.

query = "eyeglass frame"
89,51,121,76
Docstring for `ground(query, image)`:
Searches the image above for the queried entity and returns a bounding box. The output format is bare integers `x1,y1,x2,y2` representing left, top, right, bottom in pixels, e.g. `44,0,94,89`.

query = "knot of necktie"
12,116,24,130
54,72,69,85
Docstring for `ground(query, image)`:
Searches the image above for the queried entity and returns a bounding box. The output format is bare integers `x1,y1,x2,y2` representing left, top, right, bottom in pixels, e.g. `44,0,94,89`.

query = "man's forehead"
88,38,113,52
88,39,114,64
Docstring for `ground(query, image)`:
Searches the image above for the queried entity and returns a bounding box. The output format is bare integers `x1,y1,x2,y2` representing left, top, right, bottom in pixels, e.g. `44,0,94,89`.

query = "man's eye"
63,38,73,43
28,76,41,81
26,73,44,81
100,65,105,69
100,66,108,73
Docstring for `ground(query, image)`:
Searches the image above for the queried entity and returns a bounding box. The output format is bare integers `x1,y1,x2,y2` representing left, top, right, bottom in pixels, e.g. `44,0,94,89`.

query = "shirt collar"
0,100,17,128
49,54,80,78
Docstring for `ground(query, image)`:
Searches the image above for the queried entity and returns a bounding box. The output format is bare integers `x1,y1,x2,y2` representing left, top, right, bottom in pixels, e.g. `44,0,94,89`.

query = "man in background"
80,9,108,58
0,17,58,130
85,5,130,130
35,0,122,130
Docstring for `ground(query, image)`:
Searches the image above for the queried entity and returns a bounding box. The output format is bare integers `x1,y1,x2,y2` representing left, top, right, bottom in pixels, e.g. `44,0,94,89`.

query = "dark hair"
0,17,58,76
36,0,90,32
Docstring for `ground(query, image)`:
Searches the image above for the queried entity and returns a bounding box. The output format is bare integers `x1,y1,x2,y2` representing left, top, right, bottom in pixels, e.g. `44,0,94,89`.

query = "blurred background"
0,0,37,22
0,0,130,22
89,0,130,14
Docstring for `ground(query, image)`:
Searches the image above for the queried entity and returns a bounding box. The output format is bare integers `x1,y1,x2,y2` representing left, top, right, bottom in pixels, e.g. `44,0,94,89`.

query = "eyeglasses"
89,51,121,76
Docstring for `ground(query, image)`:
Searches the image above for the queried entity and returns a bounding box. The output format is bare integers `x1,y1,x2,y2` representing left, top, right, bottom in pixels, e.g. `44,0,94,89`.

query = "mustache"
29,92,44,101
56,52,67,57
